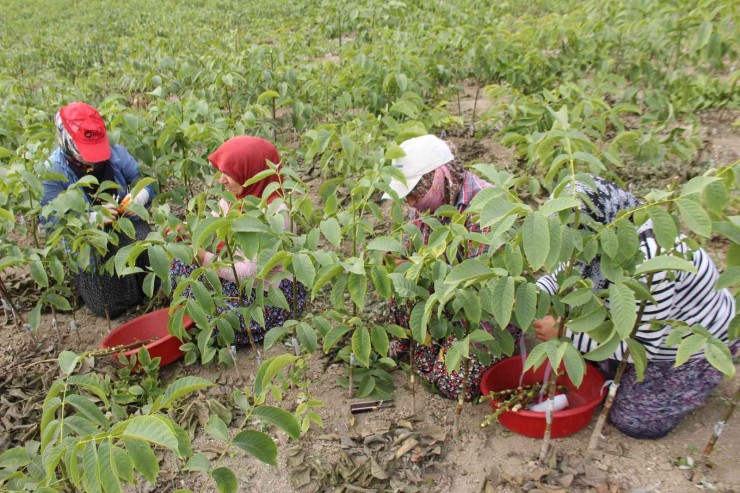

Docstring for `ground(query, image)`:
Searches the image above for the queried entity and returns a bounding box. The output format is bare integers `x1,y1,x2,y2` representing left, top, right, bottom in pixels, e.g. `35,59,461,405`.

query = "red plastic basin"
100,308,193,367
480,356,605,438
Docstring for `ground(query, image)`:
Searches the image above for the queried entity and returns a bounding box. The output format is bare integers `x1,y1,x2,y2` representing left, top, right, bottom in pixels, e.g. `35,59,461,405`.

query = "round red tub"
480,356,605,438
100,308,193,367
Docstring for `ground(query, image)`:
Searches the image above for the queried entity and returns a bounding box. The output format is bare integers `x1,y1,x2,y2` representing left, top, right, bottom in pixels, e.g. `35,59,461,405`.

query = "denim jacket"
41,145,156,222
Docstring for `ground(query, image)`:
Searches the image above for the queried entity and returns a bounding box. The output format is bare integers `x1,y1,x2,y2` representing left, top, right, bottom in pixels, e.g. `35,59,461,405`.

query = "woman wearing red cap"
169,136,307,347
41,102,156,318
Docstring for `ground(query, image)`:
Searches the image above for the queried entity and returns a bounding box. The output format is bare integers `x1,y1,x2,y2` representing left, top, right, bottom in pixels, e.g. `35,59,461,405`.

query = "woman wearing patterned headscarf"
169,136,307,347
41,102,156,318
384,135,521,401
534,176,736,439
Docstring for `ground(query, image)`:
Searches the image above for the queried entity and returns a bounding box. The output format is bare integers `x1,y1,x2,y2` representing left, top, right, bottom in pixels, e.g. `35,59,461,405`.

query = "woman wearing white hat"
385,134,521,401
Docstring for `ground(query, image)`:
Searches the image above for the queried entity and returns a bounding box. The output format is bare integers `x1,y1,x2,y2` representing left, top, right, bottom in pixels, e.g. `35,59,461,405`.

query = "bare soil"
1,114,737,493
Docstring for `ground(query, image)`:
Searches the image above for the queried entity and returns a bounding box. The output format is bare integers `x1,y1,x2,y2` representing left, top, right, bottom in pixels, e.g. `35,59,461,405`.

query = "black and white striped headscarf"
570,176,641,291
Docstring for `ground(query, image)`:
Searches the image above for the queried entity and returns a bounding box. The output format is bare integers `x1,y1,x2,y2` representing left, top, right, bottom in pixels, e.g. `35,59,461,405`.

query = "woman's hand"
196,247,208,265
533,315,561,341
164,223,188,241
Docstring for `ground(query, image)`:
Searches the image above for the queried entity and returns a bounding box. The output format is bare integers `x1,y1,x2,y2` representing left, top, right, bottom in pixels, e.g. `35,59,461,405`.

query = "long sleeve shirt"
41,145,156,223
201,198,291,285
536,224,735,361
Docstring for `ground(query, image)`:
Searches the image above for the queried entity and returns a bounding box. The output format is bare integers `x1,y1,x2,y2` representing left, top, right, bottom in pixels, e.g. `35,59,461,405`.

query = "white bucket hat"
382,135,454,200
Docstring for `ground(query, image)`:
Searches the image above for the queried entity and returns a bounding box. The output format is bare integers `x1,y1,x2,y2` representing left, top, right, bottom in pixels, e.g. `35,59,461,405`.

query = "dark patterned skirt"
72,220,151,318
170,258,307,346
599,340,740,439
388,299,522,401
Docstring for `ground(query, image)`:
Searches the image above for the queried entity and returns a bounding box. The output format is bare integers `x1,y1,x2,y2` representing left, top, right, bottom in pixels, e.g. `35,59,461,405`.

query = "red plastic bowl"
480,356,605,438
100,308,194,367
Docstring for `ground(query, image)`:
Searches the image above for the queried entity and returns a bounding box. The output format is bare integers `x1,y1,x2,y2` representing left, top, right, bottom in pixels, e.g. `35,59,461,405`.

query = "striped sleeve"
568,233,678,360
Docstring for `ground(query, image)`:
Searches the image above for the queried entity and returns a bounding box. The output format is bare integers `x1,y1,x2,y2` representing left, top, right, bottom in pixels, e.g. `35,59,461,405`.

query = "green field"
0,1,738,492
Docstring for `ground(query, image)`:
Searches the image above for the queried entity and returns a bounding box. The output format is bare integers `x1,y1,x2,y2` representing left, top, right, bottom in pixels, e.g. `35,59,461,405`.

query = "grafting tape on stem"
545,399,554,425
350,353,357,366
291,336,300,356
714,420,725,437
607,381,619,398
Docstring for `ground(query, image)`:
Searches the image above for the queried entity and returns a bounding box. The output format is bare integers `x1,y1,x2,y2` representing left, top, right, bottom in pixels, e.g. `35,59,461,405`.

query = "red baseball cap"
58,102,111,163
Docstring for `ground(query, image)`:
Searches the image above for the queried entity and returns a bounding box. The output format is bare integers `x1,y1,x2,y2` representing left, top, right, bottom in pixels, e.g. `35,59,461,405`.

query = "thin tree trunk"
453,358,471,439
588,268,659,451
692,386,739,483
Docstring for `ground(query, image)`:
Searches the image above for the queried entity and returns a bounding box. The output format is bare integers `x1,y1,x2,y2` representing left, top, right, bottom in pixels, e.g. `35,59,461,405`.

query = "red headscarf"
208,136,283,201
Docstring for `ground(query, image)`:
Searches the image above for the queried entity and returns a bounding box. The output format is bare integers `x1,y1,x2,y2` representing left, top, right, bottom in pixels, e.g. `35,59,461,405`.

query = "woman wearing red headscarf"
169,136,306,346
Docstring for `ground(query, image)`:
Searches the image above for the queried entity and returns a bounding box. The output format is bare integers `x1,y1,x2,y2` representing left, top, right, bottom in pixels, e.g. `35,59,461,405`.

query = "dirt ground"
1,110,737,493
2,299,738,493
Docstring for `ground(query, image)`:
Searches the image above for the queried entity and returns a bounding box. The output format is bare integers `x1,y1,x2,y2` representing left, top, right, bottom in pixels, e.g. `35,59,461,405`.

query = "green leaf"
583,327,620,361
600,227,619,259
522,212,550,270
254,354,298,396
212,467,238,493
253,405,301,440
677,197,712,238
716,267,740,290
31,260,49,288
296,323,318,353
323,325,351,352
561,287,594,307
67,394,109,429
233,430,277,466
205,415,230,442
192,281,215,313
348,273,366,309
356,375,376,398
409,302,426,344
320,218,342,247
366,237,403,253
186,300,210,331
123,438,159,484
523,343,548,372
562,343,585,388
609,282,636,338
184,453,211,473
514,283,537,330
122,416,180,452
444,339,468,374
98,440,122,493
148,245,170,285
446,259,496,286
617,221,639,258
371,325,390,357
647,206,677,249
540,197,581,216
490,277,515,329
312,264,343,298
45,293,73,311
112,444,134,484
633,255,697,276
82,441,102,493
58,350,80,376
704,341,735,378
370,264,392,299
292,253,315,288
674,334,706,367
568,306,607,333
352,327,371,368
626,338,647,382
157,376,213,410
457,289,481,326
